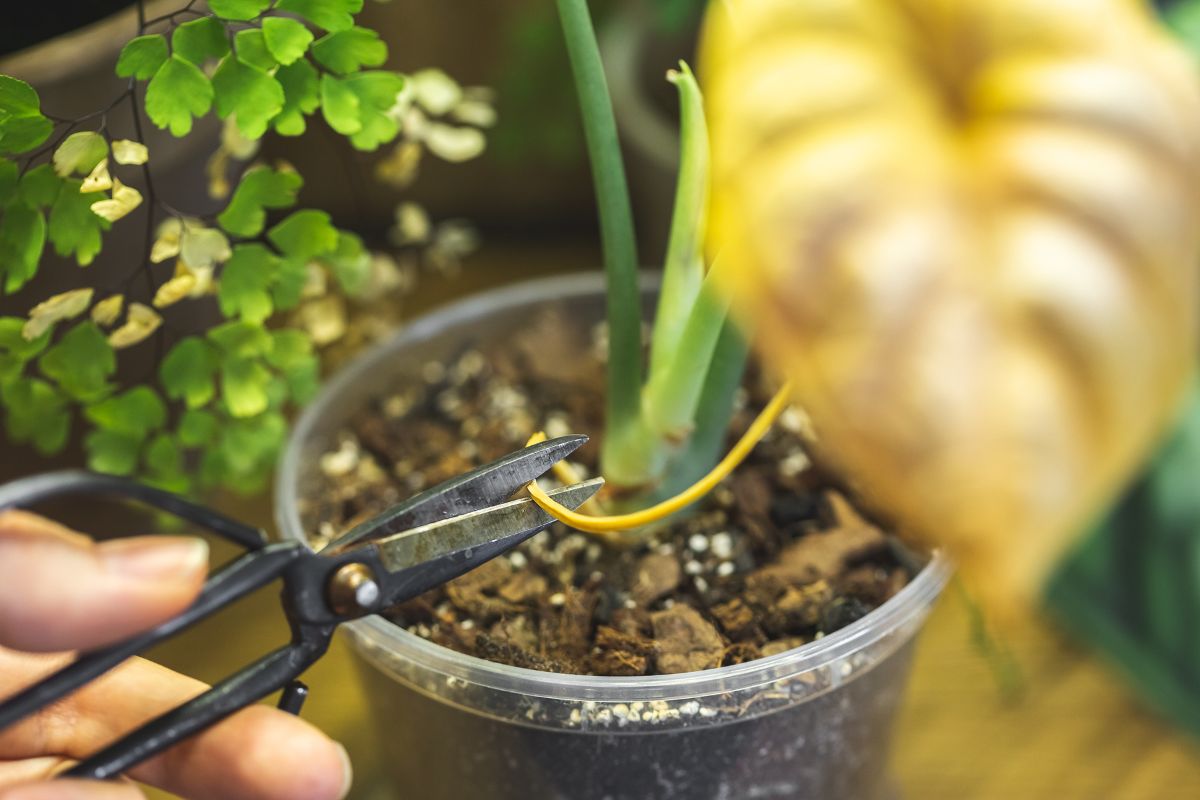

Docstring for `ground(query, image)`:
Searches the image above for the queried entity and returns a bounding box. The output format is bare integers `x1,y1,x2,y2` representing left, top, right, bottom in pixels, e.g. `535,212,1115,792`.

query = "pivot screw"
328,563,381,616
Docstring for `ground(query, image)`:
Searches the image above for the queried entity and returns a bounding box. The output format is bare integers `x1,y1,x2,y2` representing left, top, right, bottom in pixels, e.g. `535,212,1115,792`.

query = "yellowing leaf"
180,226,231,269
53,132,107,177
89,179,143,222
79,159,113,193
107,302,162,349
153,272,198,308
391,201,429,244
91,295,124,327
424,123,485,162
112,139,149,165
702,0,1200,612
375,139,421,188
23,288,94,340
411,68,461,116
150,218,184,263
295,295,346,345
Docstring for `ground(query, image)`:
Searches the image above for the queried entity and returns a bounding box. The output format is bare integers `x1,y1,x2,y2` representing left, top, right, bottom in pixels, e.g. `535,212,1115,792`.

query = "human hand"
0,511,352,800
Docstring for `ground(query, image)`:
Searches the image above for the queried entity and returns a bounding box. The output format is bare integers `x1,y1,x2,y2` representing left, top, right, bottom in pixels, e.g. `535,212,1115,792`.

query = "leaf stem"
554,0,647,485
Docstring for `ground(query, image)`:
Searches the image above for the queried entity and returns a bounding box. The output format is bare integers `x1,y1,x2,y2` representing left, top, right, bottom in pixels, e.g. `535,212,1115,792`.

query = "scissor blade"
322,435,588,552
372,478,603,605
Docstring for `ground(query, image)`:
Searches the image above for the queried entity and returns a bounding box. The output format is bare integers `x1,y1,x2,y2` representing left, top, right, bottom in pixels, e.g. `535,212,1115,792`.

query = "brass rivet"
328,563,380,616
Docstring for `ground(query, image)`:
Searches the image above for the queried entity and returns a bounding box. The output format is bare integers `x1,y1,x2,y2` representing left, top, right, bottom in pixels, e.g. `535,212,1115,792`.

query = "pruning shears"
0,435,599,781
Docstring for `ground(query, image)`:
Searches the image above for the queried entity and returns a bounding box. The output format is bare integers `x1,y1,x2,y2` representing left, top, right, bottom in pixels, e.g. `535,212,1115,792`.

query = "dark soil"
302,308,913,676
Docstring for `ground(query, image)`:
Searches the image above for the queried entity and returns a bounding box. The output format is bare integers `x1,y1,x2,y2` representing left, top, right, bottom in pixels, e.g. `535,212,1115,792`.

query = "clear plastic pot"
277,273,951,800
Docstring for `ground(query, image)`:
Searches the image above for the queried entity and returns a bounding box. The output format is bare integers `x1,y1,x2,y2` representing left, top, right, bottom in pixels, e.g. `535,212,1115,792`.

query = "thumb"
0,511,208,653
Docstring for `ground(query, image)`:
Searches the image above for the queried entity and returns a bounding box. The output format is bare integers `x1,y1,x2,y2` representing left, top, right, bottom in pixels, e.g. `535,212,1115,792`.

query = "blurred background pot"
277,273,950,799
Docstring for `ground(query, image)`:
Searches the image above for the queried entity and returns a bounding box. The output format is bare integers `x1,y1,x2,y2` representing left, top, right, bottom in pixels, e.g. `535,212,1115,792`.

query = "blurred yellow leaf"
90,295,124,327
89,179,143,222
424,123,486,163
703,0,1200,611
23,288,94,340
411,68,461,115
152,272,197,308
180,226,231,269
79,158,113,193
108,302,161,349
150,218,184,263
112,139,149,166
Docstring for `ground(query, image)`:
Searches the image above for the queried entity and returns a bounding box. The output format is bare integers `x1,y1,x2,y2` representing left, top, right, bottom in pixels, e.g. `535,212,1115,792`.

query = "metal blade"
372,479,603,605
322,435,588,553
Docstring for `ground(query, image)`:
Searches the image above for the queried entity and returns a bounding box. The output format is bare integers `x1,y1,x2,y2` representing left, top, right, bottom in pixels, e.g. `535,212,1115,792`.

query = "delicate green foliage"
18,164,60,209
270,257,308,310
267,329,319,404
178,408,218,447
145,56,215,136
234,29,279,71
38,322,115,402
173,17,231,66
262,17,314,65
116,35,169,79
218,243,279,322
85,429,142,475
85,386,166,439
209,0,272,20
274,60,320,135
323,231,370,293
160,337,218,409
208,320,272,358
52,132,107,177
212,56,284,139
49,179,110,266
276,0,363,32
0,76,52,154
2,377,69,454
205,410,286,491
311,26,387,74
0,205,46,293
217,166,302,237
221,357,271,417
0,159,17,206
268,209,338,260
0,317,50,362
321,72,406,150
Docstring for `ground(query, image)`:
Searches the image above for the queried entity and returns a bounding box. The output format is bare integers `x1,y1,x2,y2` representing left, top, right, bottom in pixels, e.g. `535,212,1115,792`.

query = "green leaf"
178,408,218,447
262,17,315,65
218,243,279,323
268,209,338,260
271,256,307,310
216,410,286,480
342,71,405,150
234,29,278,71
144,432,184,478
38,322,115,402
311,26,387,74
0,205,46,292
52,132,108,177
85,386,166,439
18,164,61,209
323,230,370,293
208,0,272,20
0,317,50,360
211,56,284,140
172,17,231,66
267,329,319,403
161,337,218,408
0,159,17,206
116,34,169,79
48,178,109,266
274,60,320,136
217,166,302,237
145,56,215,137
319,73,360,135
222,357,271,417
276,0,363,32
85,429,142,475
208,320,272,357
2,377,69,454
0,76,53,155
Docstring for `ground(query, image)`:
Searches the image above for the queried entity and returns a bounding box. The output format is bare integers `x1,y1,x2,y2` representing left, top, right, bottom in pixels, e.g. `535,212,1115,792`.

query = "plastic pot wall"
277,273,950,800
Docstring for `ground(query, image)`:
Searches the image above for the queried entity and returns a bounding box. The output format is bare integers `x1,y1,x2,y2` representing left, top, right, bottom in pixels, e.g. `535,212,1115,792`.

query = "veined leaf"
234,29,278,71
268,209,338,260
212,55,284,140
218,243,280,323
52,132,108,177
145,56,214,137
38,322,115,402
217,166,302,237
161,337,218,409
48,178,109,266
276,0,363,32
262,17,314,65
116,34,169,79
274,60,320,136
0,76,52,154
311,26,387,74
173,17,230,66
0,205,46,292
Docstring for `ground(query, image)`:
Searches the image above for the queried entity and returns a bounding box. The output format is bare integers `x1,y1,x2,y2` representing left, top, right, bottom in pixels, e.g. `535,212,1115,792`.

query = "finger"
0,779,143,800
0,511,208,652
0,652,350,800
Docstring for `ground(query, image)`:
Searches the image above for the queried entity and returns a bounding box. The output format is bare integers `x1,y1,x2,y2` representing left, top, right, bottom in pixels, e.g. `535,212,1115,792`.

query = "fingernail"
336,744,354,800
101,536,209,579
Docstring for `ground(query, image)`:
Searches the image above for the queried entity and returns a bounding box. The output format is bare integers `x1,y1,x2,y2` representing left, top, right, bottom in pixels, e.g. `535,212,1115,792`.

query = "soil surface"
303,309,913,676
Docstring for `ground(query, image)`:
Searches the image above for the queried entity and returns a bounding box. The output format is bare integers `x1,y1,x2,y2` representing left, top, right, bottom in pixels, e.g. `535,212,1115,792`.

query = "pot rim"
276,271,952,702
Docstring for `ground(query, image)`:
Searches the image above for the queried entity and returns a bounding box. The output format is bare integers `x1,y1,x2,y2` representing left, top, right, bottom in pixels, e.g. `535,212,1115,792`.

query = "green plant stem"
645,264,731,439
555,0,648,486
647,62,707,388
